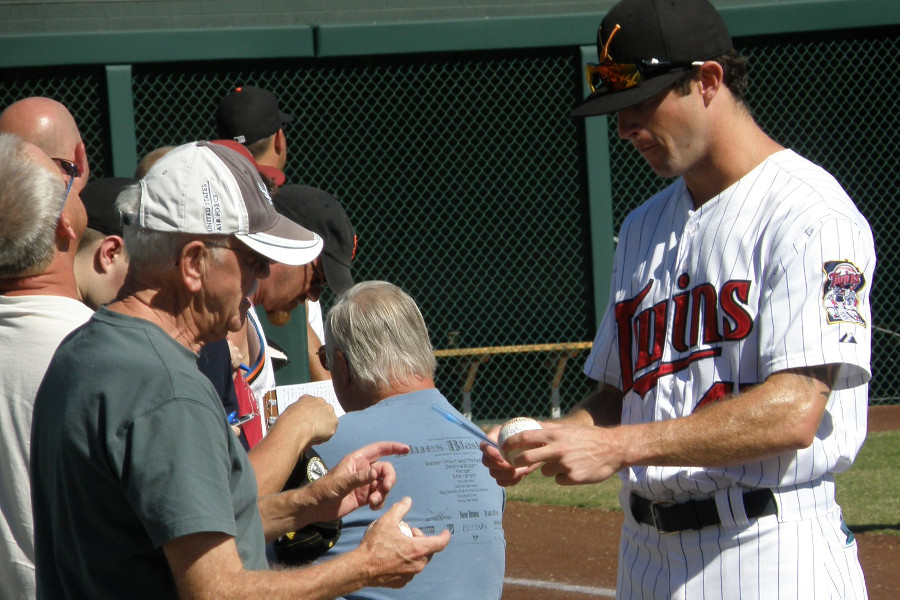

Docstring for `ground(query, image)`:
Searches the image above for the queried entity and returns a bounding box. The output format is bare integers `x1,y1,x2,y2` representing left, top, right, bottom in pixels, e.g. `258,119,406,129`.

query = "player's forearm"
616,369,829,469
560,383,624,428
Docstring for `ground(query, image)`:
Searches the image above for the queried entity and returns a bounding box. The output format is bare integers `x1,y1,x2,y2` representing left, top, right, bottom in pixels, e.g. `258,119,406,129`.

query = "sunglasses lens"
52,158,79,179
586,62,642,93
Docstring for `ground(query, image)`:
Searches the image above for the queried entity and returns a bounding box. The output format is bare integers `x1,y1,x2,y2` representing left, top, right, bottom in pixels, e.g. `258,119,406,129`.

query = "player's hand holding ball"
497,417,543,465
480,416,546,487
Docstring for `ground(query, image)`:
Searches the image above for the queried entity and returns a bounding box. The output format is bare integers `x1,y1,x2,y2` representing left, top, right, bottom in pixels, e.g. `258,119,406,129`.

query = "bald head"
0,97,82,159
0,97,90,197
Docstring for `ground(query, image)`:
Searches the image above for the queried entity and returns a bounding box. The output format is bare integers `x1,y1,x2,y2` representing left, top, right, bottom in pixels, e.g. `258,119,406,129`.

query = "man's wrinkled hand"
358,497,451,589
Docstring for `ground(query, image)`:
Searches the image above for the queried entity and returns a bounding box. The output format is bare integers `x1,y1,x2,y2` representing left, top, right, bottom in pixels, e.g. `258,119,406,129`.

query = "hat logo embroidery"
598,23,621,63
201,180,224,233
257,180,273,205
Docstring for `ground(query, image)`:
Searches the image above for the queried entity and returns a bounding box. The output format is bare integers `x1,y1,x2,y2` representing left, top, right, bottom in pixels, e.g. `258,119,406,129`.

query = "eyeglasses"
585,24,704,93
51,157,80,180
57,171,76,221
317,345,330,371
202,240,272,271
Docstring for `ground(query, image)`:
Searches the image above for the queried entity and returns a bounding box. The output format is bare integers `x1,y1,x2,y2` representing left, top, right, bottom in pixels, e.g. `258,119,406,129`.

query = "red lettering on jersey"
690,283,722,346
615,281,653,391
721,280,753,339
614,277,753,398
828,272,861,287
671,291,691,352
632,348,721,396
634,300,667,373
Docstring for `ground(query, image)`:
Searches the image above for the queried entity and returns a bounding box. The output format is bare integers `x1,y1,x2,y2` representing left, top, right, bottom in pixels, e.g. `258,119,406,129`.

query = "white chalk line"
504,577,616,597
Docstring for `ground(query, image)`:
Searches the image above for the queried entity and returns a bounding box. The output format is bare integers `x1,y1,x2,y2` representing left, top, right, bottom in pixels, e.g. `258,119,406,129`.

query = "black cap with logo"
571,0,733,118
216,86,294,145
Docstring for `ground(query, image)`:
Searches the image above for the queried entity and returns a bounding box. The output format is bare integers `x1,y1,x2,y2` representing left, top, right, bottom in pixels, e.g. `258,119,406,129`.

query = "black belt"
630,488,776,534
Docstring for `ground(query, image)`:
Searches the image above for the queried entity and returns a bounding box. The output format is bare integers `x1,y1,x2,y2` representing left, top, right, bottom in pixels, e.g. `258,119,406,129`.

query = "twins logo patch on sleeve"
822,260,866,326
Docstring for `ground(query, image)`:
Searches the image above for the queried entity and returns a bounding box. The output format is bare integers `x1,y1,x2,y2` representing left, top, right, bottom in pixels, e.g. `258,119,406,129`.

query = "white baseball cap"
126,141,322,266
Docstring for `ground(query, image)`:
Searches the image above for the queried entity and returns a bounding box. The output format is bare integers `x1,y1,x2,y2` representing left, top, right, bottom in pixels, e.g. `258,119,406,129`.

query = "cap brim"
280,112,294,126
257,165,286,187
569,71,683,118
236,214,323,266
321,254,354,295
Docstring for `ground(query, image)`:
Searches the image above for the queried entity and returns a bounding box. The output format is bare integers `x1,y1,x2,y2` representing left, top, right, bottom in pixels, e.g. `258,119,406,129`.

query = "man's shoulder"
619,180,686,233
319,389,446,450
762,150,870,230
0,294,93,321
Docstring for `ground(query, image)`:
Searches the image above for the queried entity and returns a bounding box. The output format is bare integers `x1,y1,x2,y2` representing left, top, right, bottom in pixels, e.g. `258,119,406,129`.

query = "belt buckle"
650,500,676,535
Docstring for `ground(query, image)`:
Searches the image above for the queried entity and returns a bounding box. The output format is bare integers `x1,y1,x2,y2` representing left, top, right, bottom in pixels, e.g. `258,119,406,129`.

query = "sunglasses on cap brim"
585,24,705,93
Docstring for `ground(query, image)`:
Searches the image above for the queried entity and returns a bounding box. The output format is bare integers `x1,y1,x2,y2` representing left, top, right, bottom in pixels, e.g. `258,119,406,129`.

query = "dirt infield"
501,405,900,599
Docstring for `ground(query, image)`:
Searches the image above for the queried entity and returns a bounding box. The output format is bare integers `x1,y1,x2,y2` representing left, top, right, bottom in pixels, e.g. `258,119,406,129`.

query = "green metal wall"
2,1,898,420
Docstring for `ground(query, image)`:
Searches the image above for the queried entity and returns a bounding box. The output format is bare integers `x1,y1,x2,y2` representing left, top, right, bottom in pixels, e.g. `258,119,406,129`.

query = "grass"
506,430,900,536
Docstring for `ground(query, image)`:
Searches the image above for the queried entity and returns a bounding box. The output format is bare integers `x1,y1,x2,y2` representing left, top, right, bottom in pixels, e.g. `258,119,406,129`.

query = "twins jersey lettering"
585,150,874,598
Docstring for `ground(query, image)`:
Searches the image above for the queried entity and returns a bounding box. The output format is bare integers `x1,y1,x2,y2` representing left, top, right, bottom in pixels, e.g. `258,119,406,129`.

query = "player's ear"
697,61,724,107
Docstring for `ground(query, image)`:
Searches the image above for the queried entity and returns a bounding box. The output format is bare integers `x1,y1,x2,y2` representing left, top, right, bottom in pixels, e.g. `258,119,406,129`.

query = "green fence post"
254,304,310,385
104,64,138,178
579,45,616,328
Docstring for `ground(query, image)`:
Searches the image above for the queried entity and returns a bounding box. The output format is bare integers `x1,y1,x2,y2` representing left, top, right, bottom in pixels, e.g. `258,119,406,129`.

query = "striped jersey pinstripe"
585,149,874,500
585,149,873,598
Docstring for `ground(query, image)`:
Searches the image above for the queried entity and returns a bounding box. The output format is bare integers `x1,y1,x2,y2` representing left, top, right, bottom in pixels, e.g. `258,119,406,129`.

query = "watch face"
306,456,328,482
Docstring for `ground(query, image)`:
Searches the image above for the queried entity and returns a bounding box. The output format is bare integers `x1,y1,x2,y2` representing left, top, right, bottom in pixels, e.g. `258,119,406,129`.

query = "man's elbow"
782,403,827,450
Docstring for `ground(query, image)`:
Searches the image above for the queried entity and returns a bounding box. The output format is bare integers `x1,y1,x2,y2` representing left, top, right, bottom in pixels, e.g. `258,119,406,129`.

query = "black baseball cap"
272,185,357,295
570,0,733,118
216,86,294,145
80,177,138,236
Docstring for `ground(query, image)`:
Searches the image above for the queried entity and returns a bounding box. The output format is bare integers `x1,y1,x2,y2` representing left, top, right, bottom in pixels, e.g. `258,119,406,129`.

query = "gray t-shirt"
315,388,506,600
31,307,266,599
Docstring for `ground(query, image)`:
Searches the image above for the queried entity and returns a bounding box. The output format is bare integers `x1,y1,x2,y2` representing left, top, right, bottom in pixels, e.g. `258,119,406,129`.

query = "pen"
431,404,498,448
228,411,258,426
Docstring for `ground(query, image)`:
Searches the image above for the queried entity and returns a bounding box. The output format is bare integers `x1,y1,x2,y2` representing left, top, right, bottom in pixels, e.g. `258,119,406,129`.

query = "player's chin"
306,286,323,303
267,310,292,327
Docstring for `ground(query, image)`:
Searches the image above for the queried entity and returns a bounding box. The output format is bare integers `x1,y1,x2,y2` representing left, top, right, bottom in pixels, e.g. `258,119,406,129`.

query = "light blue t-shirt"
315,388,506,600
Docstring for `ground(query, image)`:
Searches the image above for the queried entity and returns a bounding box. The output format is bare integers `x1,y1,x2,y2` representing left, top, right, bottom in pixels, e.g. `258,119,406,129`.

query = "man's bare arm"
512,366,835,485
164,498,450,600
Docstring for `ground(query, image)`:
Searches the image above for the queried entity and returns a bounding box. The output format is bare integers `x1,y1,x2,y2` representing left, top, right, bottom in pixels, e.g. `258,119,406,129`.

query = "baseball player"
482,0,875,598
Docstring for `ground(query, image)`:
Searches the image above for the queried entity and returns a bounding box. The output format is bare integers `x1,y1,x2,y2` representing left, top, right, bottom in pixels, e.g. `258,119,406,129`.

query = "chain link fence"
3,24,898,421
130,51,597,422
0,65,111,179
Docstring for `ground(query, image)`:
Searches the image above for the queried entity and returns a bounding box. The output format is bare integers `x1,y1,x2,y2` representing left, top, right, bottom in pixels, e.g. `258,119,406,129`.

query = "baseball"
498,417,542,465
398,520,413,538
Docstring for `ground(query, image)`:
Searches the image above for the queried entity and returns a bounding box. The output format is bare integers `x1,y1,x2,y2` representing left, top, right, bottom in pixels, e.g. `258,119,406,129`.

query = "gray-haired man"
315,281,506,600
30,142,449,600
0,132,94,600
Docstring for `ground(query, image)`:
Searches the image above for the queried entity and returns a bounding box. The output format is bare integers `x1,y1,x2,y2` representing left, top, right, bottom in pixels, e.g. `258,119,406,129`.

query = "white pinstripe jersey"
585,149,876,502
